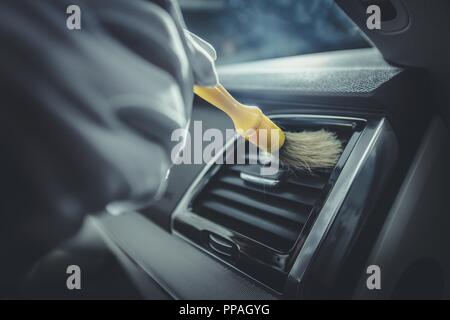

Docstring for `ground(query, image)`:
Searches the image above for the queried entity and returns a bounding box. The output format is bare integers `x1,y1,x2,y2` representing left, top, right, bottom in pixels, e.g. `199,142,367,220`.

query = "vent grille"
175,116,361,291
192,156,331,252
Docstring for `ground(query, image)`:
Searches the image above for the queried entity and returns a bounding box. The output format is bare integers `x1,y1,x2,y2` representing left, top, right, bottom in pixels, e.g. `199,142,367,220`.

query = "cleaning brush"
194,84,343,172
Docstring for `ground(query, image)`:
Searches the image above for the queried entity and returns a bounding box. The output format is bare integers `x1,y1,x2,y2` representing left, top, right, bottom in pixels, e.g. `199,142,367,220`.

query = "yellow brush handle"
194,85,285,153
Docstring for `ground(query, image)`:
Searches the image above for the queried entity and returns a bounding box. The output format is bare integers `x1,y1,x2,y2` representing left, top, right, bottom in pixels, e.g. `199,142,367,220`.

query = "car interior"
5,0,450,300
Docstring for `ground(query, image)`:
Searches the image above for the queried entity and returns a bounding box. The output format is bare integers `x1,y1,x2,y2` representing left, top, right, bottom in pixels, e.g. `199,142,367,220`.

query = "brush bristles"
279,130,343,172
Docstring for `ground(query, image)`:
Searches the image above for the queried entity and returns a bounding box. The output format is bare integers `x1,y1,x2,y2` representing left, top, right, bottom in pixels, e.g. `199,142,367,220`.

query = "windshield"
180,0,370,65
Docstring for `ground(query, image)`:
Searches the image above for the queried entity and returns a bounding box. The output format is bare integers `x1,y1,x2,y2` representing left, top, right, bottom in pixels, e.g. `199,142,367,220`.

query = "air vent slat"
218,174,318,207
230,166,328,190
200,201,299,246
286,175,328,190
209,188,309,225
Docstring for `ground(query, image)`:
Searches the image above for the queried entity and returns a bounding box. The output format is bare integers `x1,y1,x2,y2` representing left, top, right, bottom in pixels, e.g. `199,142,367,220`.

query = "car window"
180,0,370,65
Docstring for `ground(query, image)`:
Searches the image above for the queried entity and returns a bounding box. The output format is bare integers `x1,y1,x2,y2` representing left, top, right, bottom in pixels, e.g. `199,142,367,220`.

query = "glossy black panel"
285,118,398,298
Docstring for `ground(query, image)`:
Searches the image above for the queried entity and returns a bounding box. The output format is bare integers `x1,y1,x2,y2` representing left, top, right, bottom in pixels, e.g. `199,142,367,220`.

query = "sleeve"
0,0,218,258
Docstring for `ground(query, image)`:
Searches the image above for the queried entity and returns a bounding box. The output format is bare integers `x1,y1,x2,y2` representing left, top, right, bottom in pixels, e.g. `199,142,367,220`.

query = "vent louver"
173,115,362,291
192,158,330,252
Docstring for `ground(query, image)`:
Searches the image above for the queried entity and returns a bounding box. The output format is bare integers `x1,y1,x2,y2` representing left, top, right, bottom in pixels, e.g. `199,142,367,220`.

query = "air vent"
192,161,329,252
172,115,363,291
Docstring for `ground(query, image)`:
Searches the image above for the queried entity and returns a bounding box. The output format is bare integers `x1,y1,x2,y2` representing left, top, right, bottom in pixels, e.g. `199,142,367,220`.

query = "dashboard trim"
284,117,394,296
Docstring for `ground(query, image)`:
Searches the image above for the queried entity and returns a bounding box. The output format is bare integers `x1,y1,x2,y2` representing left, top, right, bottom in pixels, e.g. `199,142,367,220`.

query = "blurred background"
180,0,370,65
